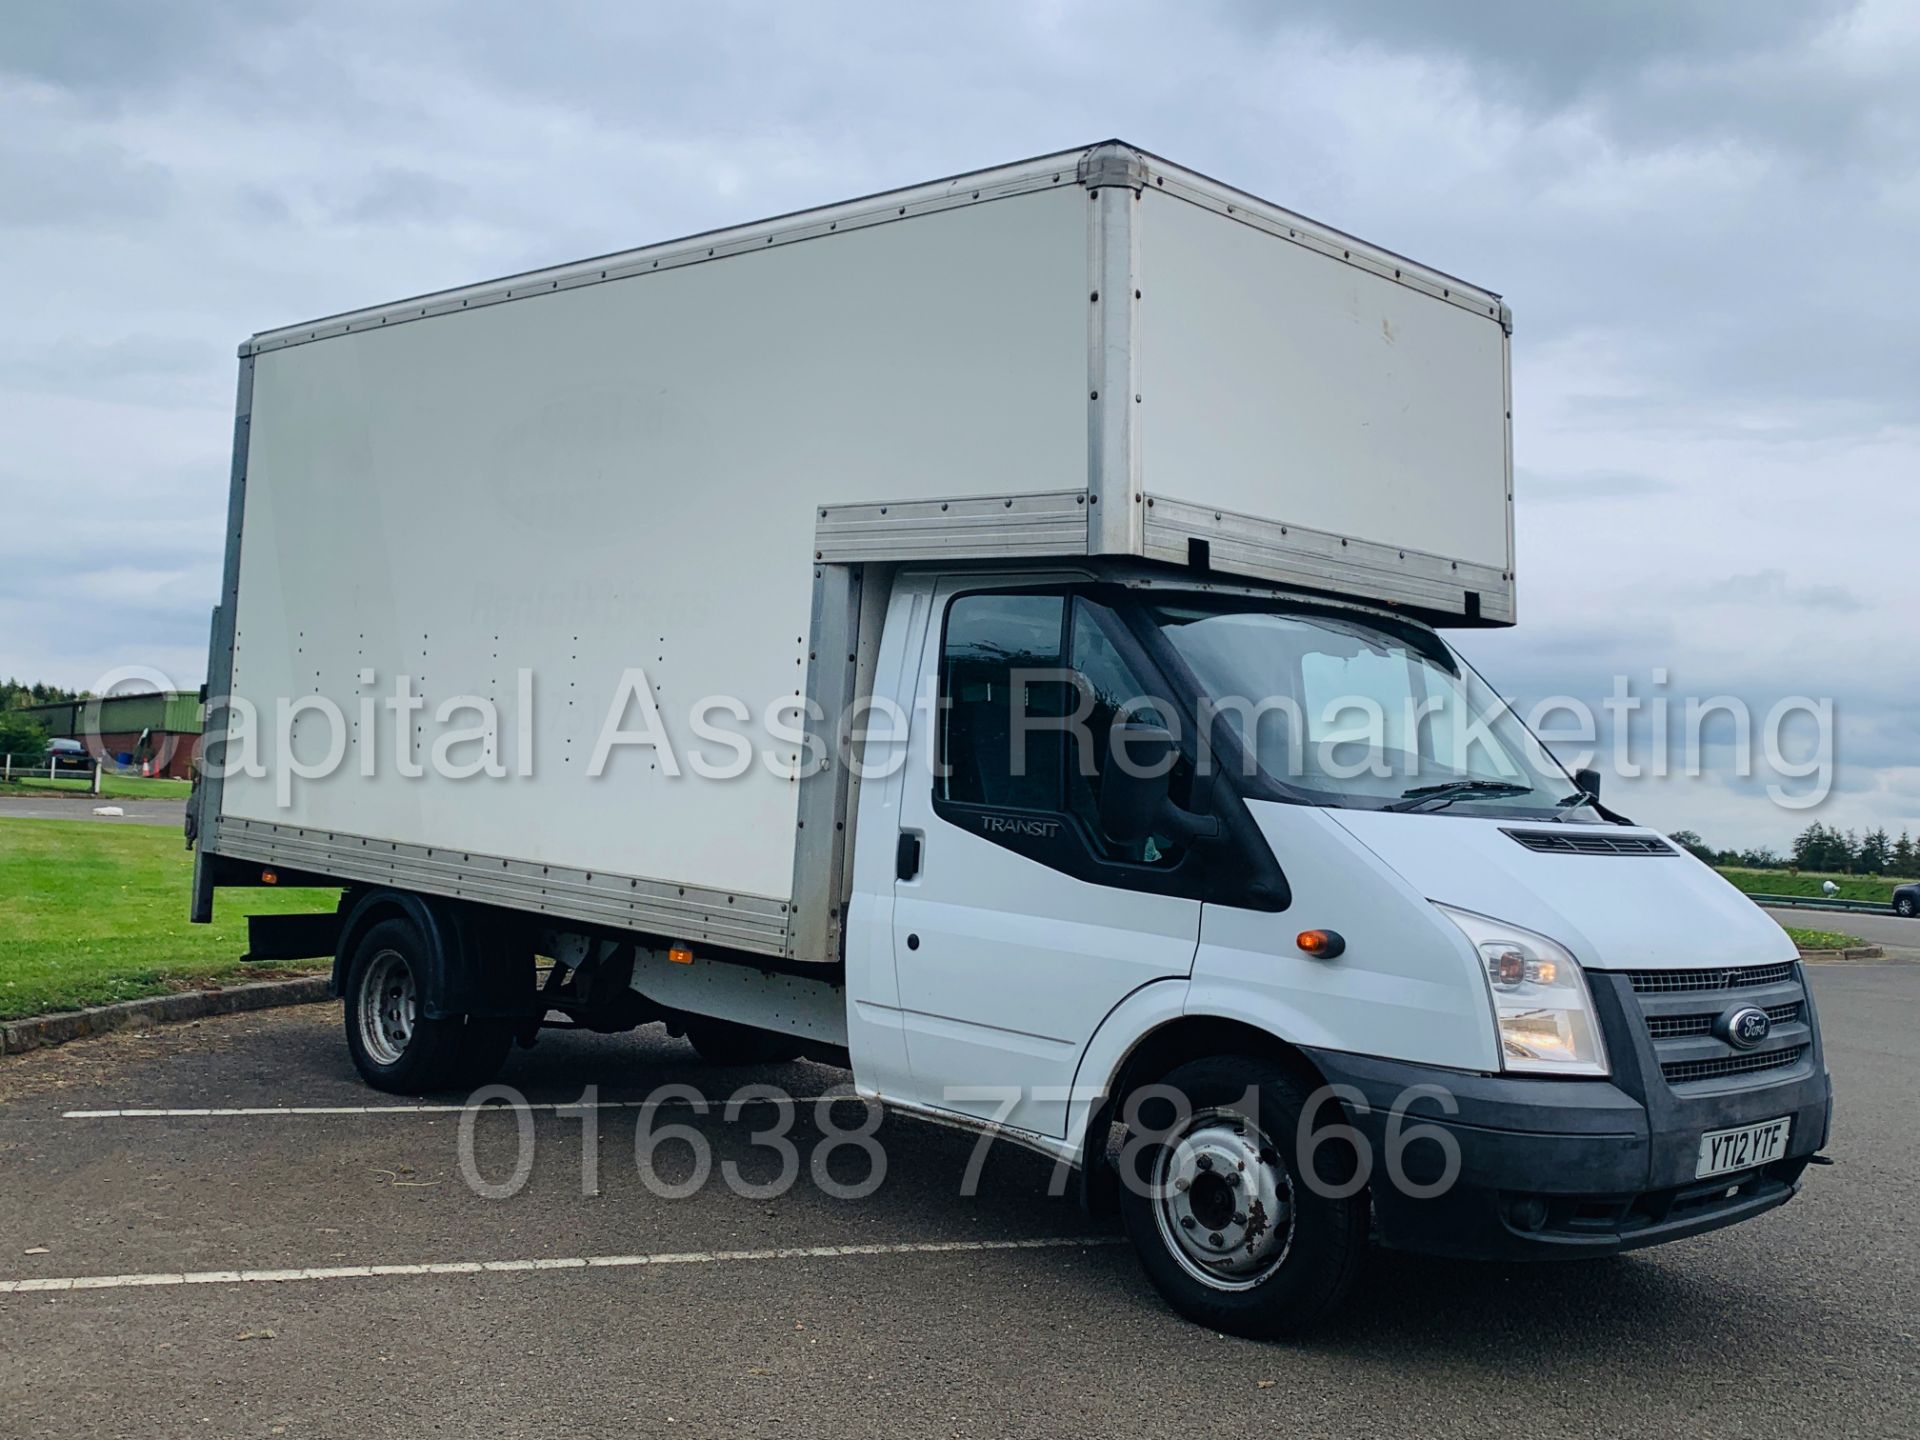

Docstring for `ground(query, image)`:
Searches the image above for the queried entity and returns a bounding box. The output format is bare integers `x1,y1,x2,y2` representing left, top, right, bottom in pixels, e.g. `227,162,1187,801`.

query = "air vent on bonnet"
1503,829,1676,856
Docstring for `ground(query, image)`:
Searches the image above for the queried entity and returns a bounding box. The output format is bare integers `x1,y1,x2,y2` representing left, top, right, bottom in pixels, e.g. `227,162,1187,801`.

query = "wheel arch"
1069,990,1333,1214
332,888,534,1022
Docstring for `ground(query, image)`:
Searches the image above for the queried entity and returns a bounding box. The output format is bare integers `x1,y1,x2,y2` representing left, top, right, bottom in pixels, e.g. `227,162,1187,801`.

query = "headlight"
1434,904,1609,1077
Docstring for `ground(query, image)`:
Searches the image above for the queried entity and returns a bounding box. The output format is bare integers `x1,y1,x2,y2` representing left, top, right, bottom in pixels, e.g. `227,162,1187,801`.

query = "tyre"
1896,896,1917,919
343,917,469,1093
1116,1055,1368,1338
683,1017,805,1066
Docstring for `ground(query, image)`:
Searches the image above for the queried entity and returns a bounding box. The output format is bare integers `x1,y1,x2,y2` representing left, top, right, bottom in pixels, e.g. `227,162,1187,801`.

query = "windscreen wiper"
1386,780,1535,813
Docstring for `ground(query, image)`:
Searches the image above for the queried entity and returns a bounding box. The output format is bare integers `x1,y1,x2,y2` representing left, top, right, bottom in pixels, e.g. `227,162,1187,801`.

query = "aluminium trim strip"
190,354,254,923
241,140,1506,357
1137,156,1505,324
1140,495,1515,624
787,562,862,965
243,146,1107,356
1086,158,1143,555
814,490,1092,563
1501,316,1518,608
833,562,892,951
204,818,796,958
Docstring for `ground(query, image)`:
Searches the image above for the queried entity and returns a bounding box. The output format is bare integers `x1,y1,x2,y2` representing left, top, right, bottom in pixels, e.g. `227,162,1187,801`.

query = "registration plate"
1695,1118,1790,1179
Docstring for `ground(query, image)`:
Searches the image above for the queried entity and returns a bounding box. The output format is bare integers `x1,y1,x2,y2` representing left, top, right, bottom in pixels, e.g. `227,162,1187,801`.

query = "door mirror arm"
1097,724,1220,846
1153,802,1221,845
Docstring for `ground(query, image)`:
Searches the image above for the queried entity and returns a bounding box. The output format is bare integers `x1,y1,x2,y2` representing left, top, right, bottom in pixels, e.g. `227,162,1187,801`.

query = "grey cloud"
0,336,223,404
0,0,1912,845
333,167,471,227
0,130,172,227
3,1,305,98
1217,5,1919,431
1829,709,1920,777
1237,0,1858,121
1517,468,1677,503
1690,569,1866,612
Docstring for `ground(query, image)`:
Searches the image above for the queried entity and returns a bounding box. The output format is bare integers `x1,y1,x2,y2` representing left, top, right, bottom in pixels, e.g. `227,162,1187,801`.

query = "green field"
0,817,337,1021
1716,867,1909,906
1782,926,1867,951
1,773,194,800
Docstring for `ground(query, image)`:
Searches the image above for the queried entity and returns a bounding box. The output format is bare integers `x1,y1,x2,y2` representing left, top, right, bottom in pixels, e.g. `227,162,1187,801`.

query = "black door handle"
896,832,922,881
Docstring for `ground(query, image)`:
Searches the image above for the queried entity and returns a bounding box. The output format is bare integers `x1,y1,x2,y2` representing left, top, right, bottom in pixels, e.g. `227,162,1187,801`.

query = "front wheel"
1117,1055,1368,1338
1896,896,1917,918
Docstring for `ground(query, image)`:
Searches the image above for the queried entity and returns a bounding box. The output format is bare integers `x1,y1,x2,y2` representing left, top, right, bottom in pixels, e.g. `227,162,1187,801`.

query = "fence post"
3,753,9,782
92,760,103,796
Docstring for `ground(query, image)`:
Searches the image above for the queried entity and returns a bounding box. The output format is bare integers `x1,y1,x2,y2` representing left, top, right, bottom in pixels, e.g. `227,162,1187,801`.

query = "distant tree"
1859,827,1894,875
0,711,48,762
1791,823,1823,871
1793,822,1854,873
1895,831,1917,877
1740,846,1782,870
1668,829,1716,864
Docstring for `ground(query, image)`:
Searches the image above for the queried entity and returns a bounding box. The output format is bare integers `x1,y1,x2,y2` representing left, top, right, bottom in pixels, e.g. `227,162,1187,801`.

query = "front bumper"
1300,967,1834,1262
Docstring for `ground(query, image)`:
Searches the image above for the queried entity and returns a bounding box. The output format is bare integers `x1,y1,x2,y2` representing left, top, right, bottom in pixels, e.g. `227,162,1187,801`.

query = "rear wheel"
1117,1055,1368,1338
453,1019,517,1088
683,1017,804,1066
344,918,508,1093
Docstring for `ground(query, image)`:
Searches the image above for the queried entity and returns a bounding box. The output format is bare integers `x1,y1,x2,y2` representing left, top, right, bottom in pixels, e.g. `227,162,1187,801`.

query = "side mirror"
1574,767,1602,800
1099,724,1220,846
1099,724,1174,843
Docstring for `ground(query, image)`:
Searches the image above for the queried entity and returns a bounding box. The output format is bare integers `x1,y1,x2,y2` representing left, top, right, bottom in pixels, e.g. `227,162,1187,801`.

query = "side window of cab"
937,590,1182,872
938,592,1067,810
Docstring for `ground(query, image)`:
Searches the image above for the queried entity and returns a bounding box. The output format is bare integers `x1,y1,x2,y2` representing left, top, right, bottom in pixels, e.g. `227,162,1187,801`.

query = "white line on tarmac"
62,1097,821,1119
0,1235,1126,1296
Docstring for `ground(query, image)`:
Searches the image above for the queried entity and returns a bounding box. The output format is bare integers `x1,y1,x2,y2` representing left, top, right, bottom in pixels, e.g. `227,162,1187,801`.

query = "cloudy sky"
3,0,1914,849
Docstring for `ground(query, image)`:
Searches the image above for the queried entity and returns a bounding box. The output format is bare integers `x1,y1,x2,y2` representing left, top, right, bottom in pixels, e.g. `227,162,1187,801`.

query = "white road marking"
62,1097,818,1120
0,1236,1125,1295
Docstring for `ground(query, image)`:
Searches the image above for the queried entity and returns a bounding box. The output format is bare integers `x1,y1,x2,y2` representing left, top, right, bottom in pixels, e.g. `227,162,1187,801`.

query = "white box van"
190,142,1831,1336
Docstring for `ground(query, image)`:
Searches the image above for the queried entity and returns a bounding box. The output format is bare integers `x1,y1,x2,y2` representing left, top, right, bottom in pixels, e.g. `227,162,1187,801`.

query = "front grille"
1645,1002,1801,1040
1505,829,1675,856
1627,963,1795,995
1661,1045,1808,1085
1621,960,1812,1092
1646,1013,1712,1040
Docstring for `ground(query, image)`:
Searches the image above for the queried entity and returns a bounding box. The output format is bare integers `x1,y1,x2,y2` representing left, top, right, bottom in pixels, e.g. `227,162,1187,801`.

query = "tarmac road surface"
0,964,1913,1439
0,794,187,827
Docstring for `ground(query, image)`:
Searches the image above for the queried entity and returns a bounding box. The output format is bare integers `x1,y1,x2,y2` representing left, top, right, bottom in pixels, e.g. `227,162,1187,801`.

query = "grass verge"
0,816,337,1021
2,773,194,800
1782,926,1867,951
1717,868,1909,906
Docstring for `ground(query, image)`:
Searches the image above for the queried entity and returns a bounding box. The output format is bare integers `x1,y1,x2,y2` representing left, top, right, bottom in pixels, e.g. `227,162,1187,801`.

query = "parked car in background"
1895,883,1919,919
46,737,91,772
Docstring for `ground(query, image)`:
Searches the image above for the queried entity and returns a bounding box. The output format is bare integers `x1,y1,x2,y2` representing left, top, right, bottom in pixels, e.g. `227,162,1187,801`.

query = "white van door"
889,579,1202,1138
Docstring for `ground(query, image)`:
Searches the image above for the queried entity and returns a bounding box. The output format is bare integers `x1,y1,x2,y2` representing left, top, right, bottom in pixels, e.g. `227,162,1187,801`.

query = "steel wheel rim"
358,948,416,1066
1151,1107,1294,1292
